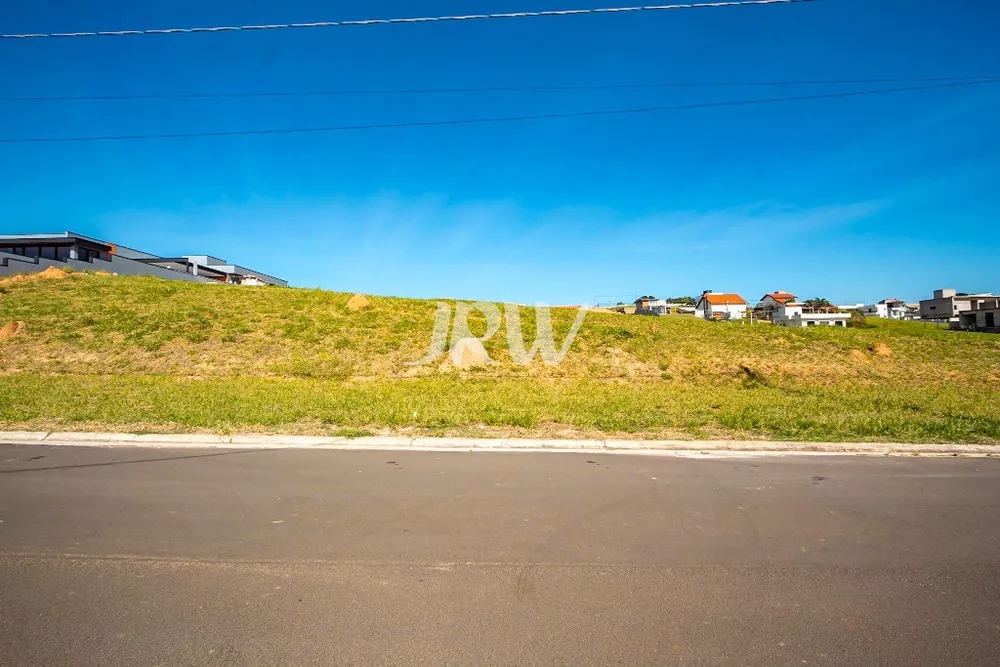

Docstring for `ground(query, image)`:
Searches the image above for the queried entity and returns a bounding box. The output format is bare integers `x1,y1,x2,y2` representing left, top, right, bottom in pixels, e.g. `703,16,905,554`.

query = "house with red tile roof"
754,291,798,321
694,291,748,321
757,291,797,308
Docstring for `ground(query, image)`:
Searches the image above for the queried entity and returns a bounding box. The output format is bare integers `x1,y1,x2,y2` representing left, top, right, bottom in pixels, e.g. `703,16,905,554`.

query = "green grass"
1,272,999,442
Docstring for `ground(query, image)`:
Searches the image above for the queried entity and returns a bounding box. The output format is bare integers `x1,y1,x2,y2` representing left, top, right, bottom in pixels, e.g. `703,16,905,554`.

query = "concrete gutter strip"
133,433,232,444
0,431,49,442
0,431,997,456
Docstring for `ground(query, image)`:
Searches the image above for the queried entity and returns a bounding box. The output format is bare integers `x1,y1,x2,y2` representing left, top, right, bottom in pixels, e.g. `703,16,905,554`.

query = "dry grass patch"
0,274,998,441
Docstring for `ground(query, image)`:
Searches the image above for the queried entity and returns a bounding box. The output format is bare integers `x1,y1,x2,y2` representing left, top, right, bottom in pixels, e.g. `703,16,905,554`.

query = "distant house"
633,296,691,316
634,296,668,315
755,291,797,321
757,291,797,310
919,288,997,326
773,302,849,328
694,291,747,321
861,298,909,320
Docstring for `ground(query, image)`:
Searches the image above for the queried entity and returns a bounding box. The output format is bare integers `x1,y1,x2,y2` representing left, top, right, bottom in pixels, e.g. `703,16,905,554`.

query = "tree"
803,297,834,310
848,310,873,328
664,295,696,306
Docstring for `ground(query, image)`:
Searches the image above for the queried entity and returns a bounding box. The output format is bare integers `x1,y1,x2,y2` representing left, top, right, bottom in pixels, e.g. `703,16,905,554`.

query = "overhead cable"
1,79,993,145
1,0,815,40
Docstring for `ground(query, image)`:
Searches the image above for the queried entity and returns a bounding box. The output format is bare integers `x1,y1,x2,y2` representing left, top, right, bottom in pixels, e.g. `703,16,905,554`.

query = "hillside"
1,271,999,442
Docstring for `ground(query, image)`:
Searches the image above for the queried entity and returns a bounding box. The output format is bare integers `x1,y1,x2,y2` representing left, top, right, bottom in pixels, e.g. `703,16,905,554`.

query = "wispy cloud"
99,193,889,301
603,199,889,253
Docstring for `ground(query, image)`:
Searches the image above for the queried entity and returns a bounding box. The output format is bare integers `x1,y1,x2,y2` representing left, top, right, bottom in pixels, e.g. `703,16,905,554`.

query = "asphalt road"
1,444,999,666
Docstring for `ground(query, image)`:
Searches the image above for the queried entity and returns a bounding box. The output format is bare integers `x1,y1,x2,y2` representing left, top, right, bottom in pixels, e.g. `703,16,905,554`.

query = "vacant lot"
1,272,998,441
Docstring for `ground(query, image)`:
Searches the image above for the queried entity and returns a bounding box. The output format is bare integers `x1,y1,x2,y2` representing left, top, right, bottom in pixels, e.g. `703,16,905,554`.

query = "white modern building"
694,291,748,320
861,298,908,320
773,302,849,328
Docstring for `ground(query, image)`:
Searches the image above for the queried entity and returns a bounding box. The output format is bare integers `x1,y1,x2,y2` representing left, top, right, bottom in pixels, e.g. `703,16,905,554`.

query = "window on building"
56,246,71,261
25,246,40,258
40,246,57,260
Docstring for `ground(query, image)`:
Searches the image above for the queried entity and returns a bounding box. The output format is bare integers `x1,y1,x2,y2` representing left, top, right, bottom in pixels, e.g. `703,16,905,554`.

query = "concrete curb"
0,431,997,456
0,431,49,442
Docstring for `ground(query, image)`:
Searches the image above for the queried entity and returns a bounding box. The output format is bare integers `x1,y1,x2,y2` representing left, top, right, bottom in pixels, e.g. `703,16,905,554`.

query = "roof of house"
762,291,796,304
0,233,112,252
701,293,747,306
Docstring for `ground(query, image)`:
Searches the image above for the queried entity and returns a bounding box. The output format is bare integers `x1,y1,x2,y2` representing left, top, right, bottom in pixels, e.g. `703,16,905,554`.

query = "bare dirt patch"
346,294,371,312
0,321,24,341
38,266,69,280
871,343,894,358
0,266,69,286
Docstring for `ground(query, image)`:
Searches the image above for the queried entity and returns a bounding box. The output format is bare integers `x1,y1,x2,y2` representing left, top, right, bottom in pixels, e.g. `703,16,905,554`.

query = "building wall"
774,304,847,327
722,304,747,319
975,309,1000,329
778,304,803,319
920,297,968,321
862,304,889,318
695,299,746,320
704,304,746,320
0,251,214,283
775,316,848,328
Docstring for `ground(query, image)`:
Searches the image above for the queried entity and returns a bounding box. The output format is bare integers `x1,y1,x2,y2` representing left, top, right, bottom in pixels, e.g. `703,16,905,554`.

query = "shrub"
848,311,874,328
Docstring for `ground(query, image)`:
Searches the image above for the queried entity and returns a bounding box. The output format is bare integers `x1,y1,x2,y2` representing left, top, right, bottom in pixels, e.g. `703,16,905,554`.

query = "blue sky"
1,0,998,304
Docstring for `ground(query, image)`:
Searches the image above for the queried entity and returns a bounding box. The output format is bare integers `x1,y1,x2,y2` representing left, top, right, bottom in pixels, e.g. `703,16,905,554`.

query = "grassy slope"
1,272,999,441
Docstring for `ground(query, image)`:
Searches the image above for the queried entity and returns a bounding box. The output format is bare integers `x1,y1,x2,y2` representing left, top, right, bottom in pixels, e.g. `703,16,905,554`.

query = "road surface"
1,444,999,665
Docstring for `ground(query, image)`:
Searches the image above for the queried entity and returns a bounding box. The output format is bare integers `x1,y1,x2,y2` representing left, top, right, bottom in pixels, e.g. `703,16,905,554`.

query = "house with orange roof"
694,290,748,321
754,291,798,321
757,291,797,310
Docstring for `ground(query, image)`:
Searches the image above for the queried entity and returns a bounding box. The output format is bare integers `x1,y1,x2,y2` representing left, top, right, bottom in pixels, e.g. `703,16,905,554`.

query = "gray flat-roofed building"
0,231,287,286
919,288,996,325
957,297,1000,333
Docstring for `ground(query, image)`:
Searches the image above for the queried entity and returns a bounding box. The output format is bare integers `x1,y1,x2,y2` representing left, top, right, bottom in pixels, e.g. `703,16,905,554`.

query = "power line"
0,0,814,40
3,76,997,102
1,79,994,145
